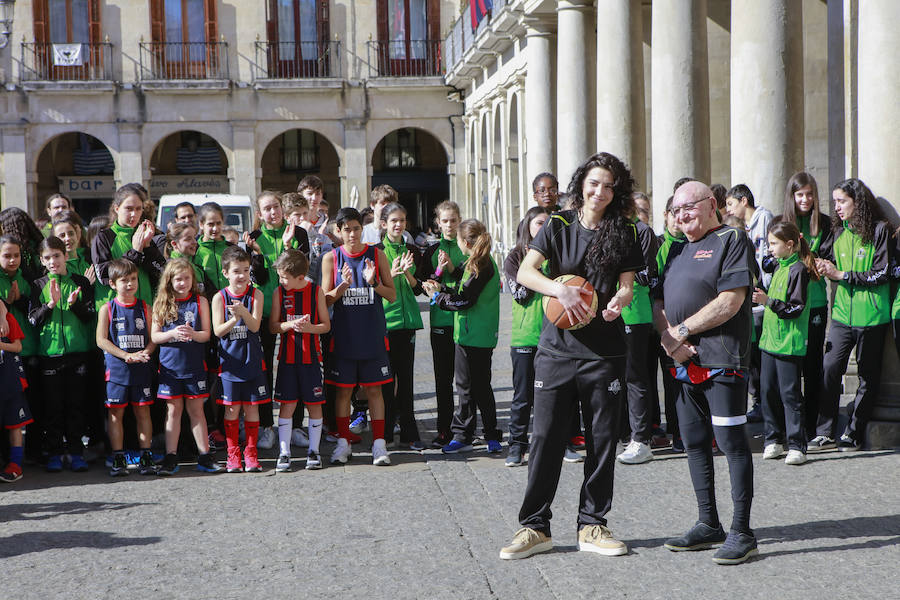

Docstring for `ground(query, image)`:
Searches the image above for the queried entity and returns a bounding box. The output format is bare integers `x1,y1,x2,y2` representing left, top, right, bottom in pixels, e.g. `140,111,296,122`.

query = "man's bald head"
674,181,714,205
671,180,718,241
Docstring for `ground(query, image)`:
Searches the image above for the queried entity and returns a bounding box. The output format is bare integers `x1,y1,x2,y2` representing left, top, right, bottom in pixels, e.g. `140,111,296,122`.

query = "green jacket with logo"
434,256,500,348
28,272,96,356
195,238,233,294
759,253,811,356
68,246,107,314
622,219,659,325
504,249,544,348
378,237,424,331
0,268,38,357
421,236,466,329
797,214,832,310
825,220,890,327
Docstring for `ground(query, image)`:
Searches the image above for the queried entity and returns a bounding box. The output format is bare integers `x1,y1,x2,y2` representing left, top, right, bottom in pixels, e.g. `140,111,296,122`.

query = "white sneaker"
785,449,807,465
330,438,351,464
763,443,785,460
372,438,391,466
257,427,276,450
563,448,584,463
291,428,309,448
616,440,653,464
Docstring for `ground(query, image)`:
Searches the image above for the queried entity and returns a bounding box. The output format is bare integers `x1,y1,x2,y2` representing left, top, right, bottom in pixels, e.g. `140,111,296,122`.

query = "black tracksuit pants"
431,326,456,436
518,350,624,536
760,351,806,452
802,307,827,436
450,344,500,443
41,353,89,457
383,329,421,443
622,323,653,443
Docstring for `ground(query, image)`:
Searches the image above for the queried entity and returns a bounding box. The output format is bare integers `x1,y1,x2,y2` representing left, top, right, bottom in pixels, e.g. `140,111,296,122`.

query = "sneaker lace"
513,528,542,544
582,525,610,543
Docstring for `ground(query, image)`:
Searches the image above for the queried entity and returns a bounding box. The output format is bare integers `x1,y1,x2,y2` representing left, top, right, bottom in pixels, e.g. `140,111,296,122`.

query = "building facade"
0,0,463,231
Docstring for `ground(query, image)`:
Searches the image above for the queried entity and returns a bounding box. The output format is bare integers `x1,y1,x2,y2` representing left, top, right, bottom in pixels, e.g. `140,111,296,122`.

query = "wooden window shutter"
318,0,329,43
89,0,102,44
205,0,218,42
33,0,49,44
149,0,164,43
427,0,440,42
266,0,277,43
376,0,388,43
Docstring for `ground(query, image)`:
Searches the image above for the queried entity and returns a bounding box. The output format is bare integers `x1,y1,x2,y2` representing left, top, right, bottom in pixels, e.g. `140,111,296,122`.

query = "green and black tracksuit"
28,271,95,457
621,219,659,444
759,253,811,452
378,236,425,444
194,238,234,298
421,236,467,438
653,228,686,439
91,223,166,307
433,255,501,444
817,220,891,443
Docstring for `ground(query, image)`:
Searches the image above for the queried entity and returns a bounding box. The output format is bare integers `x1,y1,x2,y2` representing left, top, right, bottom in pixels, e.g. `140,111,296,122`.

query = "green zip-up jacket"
797,214,832,310
825,220,890,327
759,253,810,356
28,271,95,356
622,219,659,325
195,238,233,294
92,223,166,307
249,222,310,317
504,249,544,348
378,236,424,331
68,246,106,314
434,256,500,348
0,268,37,357
421,236,466,329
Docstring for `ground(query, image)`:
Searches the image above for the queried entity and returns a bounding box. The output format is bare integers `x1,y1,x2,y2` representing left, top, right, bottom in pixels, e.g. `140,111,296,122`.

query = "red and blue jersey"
276,284,321,365
218,287,264,382
159,294,207,380
105,298,152,386
330,245,388,360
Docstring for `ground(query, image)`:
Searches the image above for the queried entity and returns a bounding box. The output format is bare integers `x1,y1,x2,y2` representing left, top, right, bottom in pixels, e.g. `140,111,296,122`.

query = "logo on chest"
693,249,714,261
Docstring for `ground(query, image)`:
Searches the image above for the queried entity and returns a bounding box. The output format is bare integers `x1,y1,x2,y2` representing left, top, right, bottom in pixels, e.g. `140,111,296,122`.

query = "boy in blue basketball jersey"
96,259,157,476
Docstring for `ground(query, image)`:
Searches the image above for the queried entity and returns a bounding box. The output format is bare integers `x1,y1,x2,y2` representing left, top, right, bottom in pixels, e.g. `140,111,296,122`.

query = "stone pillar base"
865,421,900,450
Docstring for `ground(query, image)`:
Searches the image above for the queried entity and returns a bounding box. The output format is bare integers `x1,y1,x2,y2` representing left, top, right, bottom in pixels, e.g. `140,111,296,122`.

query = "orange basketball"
542,274,598,330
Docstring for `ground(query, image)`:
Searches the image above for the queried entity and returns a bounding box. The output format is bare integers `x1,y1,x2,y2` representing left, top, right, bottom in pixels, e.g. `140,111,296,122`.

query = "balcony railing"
367,40,442,77
254,40,341,79
20,41,114,82
139,41,228,80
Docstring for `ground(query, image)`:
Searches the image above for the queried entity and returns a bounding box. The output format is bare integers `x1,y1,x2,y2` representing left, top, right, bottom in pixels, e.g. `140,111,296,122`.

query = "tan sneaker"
499,527,552,560
578,525,628,556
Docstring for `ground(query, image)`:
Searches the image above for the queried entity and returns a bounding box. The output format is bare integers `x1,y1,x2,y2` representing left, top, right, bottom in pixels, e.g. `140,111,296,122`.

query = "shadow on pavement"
0,530,162,558
0,501,153,523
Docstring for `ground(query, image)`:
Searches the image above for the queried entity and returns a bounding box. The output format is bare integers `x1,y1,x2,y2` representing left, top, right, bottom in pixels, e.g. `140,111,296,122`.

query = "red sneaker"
0,463,23,482
569,436,586,450
226,446,243,473
244,446,262,472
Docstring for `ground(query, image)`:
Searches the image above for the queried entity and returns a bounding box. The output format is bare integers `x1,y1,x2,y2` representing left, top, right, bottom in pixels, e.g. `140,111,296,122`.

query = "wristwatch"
677,322,690,340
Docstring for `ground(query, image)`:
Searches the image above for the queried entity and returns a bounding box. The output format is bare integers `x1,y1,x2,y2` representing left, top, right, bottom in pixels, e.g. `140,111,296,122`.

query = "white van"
156,194,253,234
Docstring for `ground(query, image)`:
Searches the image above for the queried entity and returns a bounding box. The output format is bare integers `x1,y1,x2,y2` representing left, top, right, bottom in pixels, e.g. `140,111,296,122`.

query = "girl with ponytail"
751,221,820,465
422,218,502,454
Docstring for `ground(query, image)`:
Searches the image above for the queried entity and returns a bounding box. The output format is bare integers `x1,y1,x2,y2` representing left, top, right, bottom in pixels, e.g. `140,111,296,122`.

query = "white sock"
308,418,323,453
278,418,292,456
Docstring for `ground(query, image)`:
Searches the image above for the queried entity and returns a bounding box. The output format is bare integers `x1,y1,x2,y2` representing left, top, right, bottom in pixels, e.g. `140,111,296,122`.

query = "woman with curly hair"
499,152,644,560
0,207,45,280
811,178,890,451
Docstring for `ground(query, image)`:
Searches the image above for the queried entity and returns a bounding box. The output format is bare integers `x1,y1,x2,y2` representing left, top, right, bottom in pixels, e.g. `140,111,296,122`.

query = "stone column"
342,121,369,208
0,126,29,212
595,0,646,189
556,0,592,185
116,123,144,187
524,21,554,185
730,0,804,213
650,0,710,220
857,0,900,448
230,122,258,198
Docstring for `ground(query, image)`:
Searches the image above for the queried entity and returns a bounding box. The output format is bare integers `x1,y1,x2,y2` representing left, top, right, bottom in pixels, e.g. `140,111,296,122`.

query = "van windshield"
159,205,252,235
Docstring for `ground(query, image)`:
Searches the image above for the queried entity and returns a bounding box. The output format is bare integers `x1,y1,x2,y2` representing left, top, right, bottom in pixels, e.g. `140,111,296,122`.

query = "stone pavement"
2,296,898,599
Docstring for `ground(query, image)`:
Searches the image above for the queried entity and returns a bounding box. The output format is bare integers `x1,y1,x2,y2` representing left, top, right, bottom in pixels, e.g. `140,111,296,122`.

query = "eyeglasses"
534,187,558,195
671,197,712,217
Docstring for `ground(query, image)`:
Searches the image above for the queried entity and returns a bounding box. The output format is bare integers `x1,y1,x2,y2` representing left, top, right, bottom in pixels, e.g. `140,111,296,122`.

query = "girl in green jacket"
377,202,425,449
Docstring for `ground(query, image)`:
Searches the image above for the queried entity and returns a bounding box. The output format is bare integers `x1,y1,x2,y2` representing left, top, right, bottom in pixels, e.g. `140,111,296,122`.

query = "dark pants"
658,344,680,437
41,354,89,457
431,326,456,436
817,322,886,442
451,345,500,443
509,346,537,448
622,323,653,443
747,312,764,406
383,329,420,443
761,351,806,452
259,327,276,428
518,351,623,536
22,356,43,458
83,349,108,449
648,330,662,427
678,375,753,534
802,307,827,436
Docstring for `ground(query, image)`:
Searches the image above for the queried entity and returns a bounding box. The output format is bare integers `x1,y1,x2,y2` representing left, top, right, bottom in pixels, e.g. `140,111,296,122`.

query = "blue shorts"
218,374,270,406
274,362,325,405
1,382,33,430
157,373,209,401
325,354,393,388
106,382,153,407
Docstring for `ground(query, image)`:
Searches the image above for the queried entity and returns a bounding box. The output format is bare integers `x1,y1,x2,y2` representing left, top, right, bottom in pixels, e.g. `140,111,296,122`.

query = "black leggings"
451,345,500,443
678,375,754,534
41,354,89,457
430,327,456,436
260,327,276,428
383,329,421,443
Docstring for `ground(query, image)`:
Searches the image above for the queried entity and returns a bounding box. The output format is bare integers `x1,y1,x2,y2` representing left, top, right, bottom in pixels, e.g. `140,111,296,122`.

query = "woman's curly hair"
832,178,882,244
566,152,637,291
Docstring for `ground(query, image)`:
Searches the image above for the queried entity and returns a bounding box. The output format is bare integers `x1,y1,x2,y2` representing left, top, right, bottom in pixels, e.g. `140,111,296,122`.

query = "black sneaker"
276,454,292,472
196,453,224,473
838,434,860,452
157,453,180,476
746,404,763,423
808,435,836,451
138,451,158,476
712,530,758,565
109,453,129,477
664,521,727,551
305,450,322,470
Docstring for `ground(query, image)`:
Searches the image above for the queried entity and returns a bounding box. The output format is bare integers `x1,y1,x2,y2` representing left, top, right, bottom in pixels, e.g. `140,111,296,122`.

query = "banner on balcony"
470,0,493,30
52,44,84,66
